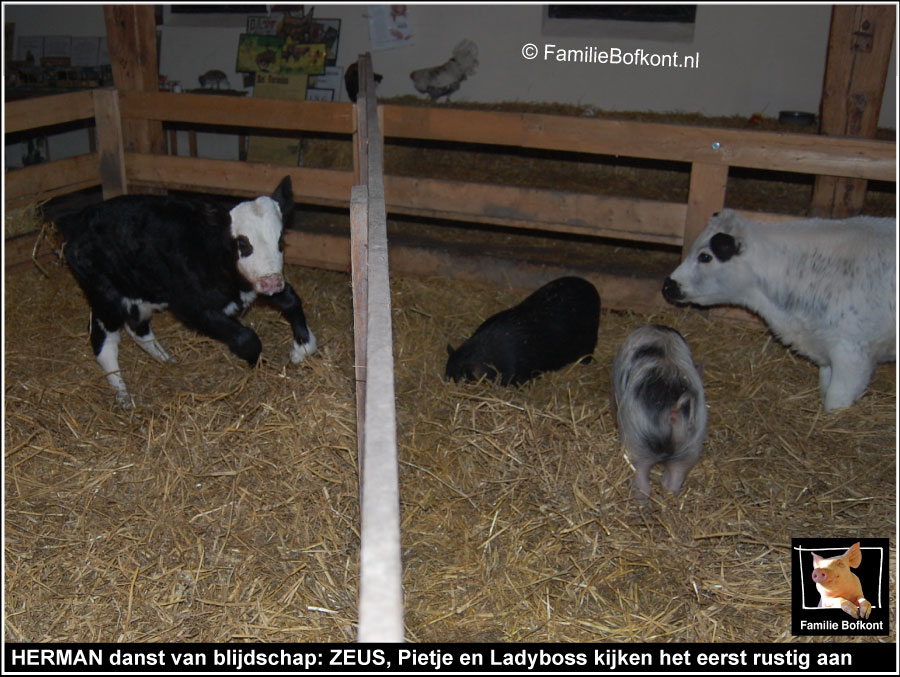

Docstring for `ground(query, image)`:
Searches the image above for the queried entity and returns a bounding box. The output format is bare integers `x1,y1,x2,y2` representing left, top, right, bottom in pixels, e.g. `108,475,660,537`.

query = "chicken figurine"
410,39,478,101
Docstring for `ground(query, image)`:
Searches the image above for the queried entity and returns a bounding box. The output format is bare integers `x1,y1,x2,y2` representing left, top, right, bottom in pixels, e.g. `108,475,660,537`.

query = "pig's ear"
446,344,455,357
694,357,708,378
846,542,862,568
811,552,823,566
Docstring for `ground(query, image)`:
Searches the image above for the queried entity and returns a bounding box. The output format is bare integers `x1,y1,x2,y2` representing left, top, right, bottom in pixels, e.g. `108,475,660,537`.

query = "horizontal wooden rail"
5,88,894,264
381,105,896,182
124,153,354,206
4,90,96,134
5,154,101,208
118,91,354,134
384,175,687,245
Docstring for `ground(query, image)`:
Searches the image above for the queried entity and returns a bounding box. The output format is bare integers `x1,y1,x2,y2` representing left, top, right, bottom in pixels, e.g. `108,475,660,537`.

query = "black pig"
445,277,600,386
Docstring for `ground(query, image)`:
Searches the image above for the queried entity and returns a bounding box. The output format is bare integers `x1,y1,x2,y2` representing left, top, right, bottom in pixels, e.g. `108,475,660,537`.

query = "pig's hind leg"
629,454,654,505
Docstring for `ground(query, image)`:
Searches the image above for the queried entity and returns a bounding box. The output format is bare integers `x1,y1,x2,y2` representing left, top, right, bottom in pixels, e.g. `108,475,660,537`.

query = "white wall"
5,3,897,168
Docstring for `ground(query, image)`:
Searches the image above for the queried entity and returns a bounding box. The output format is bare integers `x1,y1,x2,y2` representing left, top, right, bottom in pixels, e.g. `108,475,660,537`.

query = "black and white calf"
56,176,316,406
662,209,895,410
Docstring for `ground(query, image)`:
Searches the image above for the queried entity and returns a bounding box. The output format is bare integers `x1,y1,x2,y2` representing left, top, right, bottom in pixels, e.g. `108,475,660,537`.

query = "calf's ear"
272,176,295,220
446,344,456,357
710,232,741,262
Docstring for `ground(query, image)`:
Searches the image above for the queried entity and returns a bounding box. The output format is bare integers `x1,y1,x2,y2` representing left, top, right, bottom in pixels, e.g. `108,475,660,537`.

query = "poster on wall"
306,87,334,102
247,15,280,36
247,72,308,166
236,34,284,73
309,65,342,92
311,18,340,66
368,4,413,50
280,40,326,75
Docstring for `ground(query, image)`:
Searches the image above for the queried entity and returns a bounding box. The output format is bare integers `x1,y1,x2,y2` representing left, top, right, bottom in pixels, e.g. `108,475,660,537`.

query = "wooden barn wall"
5,3,896,167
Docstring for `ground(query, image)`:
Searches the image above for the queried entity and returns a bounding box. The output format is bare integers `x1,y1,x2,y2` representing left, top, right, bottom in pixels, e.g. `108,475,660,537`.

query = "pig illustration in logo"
811,542,871,619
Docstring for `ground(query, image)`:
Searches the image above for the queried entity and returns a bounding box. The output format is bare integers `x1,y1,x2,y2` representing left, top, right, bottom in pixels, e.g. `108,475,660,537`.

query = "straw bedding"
5,254,895,643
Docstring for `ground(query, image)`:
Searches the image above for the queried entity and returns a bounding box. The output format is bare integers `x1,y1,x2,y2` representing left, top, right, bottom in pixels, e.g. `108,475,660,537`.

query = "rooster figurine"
410,39,478,101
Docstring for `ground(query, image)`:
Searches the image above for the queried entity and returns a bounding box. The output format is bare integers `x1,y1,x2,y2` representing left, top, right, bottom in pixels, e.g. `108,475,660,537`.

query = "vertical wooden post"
92,88,128,199
682,162,728,256
810,4,895,217
103,5,166,158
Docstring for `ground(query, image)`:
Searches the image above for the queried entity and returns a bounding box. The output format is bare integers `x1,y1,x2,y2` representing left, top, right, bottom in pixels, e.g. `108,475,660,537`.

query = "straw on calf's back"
662,209,895,411
445,276,600,386
56,176,317,407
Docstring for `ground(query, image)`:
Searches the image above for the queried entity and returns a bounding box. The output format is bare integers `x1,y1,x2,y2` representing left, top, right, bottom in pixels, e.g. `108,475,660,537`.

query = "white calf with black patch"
662,209,895,410
56,176,317,407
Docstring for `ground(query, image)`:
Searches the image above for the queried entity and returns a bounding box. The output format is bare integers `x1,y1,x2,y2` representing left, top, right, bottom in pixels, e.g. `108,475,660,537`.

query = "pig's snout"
662,277,684,303
255,274,285,295
811,568,828,585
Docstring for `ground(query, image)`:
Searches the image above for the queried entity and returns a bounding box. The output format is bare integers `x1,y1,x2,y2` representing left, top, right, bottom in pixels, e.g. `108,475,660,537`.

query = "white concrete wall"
5,3,897,168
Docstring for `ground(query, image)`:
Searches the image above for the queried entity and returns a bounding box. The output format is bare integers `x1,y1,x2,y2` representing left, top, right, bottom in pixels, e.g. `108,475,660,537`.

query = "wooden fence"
6,79,895,310
5,56,896,641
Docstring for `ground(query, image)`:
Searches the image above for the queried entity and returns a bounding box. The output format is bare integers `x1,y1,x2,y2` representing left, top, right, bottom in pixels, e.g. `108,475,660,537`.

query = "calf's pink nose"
256,274,285,295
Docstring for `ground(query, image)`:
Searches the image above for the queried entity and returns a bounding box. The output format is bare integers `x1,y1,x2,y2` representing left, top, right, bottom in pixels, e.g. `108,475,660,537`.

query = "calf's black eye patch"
709,232,741,262
236,235,253,258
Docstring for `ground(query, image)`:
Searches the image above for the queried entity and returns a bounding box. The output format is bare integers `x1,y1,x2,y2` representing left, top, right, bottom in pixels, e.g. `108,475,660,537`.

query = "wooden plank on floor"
355,54,404,643
350,185,369,483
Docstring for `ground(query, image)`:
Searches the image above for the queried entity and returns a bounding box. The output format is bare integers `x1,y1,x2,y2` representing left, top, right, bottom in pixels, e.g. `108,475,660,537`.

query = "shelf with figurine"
5,61,114,100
